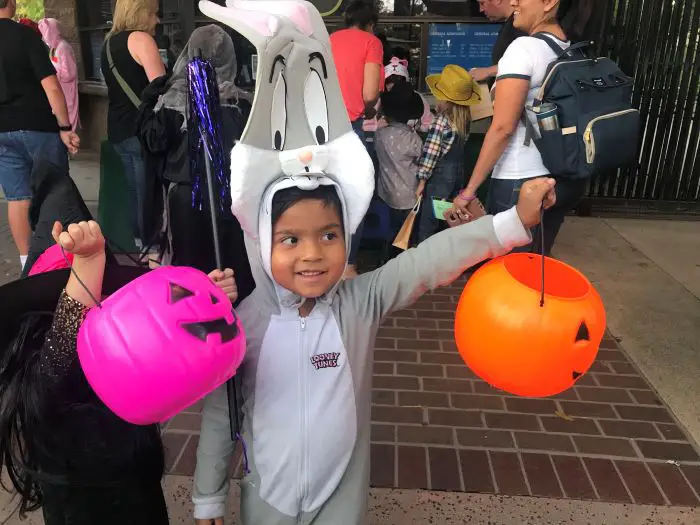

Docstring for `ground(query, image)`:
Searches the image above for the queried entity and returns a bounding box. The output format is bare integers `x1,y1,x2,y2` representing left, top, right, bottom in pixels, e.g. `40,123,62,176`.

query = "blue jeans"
113,136,146,243
351,119,364,141
487,176,588,255
0,131,67,201
416,162,464,244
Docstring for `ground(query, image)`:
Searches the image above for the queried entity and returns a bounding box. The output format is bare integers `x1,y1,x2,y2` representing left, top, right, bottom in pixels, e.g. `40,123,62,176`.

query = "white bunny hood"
198,0,374,305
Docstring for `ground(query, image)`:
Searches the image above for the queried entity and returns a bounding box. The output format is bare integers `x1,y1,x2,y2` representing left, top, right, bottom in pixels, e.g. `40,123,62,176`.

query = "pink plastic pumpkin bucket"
77,266,246,425
28,244,74,276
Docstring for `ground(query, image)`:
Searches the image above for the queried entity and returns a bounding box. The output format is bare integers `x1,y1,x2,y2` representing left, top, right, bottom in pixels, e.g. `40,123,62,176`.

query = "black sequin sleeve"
40,289,90,380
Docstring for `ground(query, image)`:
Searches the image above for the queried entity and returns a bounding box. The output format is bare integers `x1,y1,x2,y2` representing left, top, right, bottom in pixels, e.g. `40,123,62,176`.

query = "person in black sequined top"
0,218,241,524
0,220,169,524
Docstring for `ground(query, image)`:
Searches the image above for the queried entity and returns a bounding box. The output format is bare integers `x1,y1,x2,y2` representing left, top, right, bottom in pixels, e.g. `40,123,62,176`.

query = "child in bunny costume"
194,2,556,524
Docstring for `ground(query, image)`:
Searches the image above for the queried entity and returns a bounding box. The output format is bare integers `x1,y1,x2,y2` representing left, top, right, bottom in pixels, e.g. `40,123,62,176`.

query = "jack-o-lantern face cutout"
77,266,246,425
169,283,239,343
454,253,606,398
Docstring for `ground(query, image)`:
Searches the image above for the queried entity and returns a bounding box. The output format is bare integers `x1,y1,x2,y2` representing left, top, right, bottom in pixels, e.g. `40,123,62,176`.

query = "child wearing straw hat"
415,64,481,243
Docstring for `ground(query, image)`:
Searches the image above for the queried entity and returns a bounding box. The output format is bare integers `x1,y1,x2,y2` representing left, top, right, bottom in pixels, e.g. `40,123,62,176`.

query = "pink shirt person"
330,27,384,122
39,18,80,131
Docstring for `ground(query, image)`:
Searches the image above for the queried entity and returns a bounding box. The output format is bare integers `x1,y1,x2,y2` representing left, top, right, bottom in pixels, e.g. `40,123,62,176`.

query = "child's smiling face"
270,197,346,299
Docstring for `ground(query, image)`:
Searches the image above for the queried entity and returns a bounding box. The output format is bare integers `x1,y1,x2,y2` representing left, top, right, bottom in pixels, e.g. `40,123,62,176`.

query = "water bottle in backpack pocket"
524,34,641,179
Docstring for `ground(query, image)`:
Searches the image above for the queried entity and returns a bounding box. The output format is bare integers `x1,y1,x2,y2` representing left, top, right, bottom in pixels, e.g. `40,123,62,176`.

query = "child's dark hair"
271,185,344,230
0,314,54,519
385,74,409,90
344,0,378,29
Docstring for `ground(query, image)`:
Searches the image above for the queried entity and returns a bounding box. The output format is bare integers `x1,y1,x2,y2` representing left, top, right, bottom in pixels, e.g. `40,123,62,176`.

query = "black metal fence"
585,0,700,213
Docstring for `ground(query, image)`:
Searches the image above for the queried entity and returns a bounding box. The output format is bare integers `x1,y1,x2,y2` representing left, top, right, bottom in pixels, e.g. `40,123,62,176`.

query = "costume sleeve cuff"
193,502,226,521
493,206,532,251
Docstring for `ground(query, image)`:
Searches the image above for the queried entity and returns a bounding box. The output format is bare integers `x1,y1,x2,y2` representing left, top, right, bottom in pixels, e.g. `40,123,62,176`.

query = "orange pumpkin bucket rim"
501,253,593,301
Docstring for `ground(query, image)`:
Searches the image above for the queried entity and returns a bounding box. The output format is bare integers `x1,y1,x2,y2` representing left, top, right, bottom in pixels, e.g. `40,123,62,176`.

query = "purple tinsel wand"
186,55,230,268
186,53,239,442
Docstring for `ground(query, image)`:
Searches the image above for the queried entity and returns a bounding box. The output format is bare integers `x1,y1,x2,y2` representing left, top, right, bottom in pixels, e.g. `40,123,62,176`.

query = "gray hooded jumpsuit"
192,186,531,524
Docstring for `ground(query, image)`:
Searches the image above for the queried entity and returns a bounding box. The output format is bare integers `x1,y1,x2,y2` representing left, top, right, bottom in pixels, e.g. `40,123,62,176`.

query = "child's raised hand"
208,268,238,304
51,220,106,259
515,178,557,229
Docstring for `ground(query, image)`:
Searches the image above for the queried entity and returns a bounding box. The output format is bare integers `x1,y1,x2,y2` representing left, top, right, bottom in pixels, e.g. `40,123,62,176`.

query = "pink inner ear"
219,1,279,37
229,0,312,35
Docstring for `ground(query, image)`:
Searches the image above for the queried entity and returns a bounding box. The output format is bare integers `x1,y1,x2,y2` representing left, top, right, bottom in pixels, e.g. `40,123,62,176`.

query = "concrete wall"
79,86,109,152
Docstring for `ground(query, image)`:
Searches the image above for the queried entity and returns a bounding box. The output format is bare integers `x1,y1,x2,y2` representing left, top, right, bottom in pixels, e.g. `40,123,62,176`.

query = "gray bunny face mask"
199,0,375,256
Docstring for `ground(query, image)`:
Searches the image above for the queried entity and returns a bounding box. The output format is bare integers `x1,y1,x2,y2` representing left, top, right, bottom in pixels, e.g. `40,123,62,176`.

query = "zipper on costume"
297,316,305,509
298,315,308,511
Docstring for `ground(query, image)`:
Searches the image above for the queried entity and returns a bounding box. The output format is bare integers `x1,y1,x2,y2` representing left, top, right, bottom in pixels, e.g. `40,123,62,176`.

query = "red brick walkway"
162,277,700,506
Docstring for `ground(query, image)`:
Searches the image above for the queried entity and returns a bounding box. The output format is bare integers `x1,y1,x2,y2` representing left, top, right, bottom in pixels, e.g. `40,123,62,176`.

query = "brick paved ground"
162,275,700,507
4,204,699,508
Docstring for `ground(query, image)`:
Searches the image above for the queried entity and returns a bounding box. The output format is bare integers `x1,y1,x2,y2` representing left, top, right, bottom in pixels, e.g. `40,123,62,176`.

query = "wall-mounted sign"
427,23,502,75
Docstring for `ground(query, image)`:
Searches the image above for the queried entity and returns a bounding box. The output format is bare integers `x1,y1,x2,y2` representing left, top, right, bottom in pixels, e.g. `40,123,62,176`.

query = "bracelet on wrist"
459,189,476,201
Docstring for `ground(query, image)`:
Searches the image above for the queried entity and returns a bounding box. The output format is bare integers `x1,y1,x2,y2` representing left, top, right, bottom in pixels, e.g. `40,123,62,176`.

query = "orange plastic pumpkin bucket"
455,253,606,398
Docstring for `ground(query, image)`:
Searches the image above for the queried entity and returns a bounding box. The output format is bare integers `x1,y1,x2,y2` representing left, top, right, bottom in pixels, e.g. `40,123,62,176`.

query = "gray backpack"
524,34,640,180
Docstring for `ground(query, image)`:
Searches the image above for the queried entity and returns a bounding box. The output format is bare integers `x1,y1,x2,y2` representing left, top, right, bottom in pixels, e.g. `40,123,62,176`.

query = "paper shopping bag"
392,197,421,251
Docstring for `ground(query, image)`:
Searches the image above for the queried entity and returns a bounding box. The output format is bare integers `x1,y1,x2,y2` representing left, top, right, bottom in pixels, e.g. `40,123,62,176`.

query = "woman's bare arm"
463,78,530,196
128,31,166,82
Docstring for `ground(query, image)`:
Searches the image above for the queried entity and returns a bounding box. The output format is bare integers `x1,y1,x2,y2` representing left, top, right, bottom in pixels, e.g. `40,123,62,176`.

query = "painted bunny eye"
271,74,287,150
304,70,329,145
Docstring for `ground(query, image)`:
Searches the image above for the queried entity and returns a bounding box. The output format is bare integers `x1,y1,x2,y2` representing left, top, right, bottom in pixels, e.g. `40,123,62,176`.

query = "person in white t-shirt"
449,0,595,256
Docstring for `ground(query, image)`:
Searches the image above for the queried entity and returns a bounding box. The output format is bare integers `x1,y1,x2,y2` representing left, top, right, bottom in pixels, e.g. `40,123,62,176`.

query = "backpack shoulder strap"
105,35,142,109
533,33,594,60
521,108,540,147
531,32,567,57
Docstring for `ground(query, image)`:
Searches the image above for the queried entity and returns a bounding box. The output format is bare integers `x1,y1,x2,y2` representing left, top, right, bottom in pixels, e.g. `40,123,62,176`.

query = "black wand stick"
202,149,240,442
189,50,241,443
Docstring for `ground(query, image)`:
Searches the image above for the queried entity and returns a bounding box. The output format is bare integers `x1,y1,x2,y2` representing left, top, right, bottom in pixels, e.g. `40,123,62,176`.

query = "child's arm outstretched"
352,178,556,321
42,220,105,378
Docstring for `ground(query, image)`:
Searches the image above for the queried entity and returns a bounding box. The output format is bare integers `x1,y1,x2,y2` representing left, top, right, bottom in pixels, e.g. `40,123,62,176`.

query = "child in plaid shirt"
415,65,481,243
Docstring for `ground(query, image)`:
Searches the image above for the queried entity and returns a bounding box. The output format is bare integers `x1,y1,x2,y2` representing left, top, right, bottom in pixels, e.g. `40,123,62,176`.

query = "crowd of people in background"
0,0,600,279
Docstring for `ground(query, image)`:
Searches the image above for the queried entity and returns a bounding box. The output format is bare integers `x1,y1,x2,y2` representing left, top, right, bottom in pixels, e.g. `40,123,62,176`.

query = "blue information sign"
427,23,502,75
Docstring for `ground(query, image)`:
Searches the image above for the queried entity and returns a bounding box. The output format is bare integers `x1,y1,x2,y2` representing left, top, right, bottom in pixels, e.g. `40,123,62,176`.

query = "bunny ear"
226,0,313,36
199,0,279,48
399,59,409,67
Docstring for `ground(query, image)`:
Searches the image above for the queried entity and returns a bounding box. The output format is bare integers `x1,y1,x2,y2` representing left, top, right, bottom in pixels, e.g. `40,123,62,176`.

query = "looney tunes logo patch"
310,352,340,370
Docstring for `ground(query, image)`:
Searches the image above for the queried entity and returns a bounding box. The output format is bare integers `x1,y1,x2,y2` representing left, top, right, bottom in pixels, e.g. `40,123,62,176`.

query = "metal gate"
585,0,700,215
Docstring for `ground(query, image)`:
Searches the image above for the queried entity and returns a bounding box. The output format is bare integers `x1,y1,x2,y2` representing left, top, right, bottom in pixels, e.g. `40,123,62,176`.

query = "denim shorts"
0,131,67,201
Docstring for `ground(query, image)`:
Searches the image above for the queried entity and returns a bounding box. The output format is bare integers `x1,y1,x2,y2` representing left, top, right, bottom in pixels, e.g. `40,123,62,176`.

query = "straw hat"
426,65,481,107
